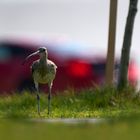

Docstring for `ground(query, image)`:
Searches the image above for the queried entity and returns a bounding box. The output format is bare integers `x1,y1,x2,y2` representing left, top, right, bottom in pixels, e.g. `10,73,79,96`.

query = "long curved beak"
22,50,39,65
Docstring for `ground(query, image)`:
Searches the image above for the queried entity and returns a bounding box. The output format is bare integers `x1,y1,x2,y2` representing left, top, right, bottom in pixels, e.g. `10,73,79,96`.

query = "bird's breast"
33,71,55,84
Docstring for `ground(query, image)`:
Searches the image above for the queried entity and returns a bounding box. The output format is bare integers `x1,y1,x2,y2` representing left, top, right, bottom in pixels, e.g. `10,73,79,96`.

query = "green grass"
0,86,140,118
1,115,140,140
1,86,140,140
0,117,140,140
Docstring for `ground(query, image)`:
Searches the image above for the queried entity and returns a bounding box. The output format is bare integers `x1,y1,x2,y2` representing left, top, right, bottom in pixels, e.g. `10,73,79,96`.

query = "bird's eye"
38,48,46,53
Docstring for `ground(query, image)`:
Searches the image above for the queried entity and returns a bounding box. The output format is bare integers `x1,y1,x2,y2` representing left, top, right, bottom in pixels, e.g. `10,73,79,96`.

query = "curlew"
23,47,57,115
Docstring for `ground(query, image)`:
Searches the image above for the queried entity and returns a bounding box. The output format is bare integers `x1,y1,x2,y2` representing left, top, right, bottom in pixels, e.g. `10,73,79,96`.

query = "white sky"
0,0,96,4
0,0,139,61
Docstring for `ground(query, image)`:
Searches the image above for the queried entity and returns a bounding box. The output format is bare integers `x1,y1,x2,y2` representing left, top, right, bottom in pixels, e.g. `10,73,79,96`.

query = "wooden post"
105,0,118,85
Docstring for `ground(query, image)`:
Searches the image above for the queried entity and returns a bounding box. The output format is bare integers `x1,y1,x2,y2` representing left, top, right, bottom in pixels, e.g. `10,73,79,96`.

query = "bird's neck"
39,54,47,64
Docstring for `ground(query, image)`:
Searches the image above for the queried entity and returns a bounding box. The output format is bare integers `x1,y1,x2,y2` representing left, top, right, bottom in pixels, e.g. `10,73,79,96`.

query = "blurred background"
0,0,140,93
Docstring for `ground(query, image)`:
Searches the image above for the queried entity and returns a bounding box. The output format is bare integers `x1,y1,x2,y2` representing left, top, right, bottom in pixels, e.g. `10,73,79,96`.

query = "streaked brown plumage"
24,47,57,115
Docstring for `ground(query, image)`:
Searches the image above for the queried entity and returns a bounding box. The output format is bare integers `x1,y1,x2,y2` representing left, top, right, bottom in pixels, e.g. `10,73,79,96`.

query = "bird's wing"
47,59,57,69
47,60,57,77
31,61,39,74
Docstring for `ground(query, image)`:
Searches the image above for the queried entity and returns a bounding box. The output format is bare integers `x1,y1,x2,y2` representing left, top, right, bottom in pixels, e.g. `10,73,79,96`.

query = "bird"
23,47,57,115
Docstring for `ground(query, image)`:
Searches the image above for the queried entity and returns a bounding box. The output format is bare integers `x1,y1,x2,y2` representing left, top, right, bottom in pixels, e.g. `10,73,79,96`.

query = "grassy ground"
1,86,140,140
0,86,140,119
0,116,140,140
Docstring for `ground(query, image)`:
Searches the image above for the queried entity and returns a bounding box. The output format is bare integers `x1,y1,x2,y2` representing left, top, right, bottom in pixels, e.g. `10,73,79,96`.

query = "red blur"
0,38,138,94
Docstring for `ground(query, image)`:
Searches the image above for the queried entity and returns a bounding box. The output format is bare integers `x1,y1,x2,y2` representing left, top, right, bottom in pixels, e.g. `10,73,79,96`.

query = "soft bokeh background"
0,1,140,138
0,0,140,86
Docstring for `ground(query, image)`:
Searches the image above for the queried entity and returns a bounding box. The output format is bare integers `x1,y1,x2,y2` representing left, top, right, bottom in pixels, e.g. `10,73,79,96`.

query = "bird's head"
22,47,48,65
38,47,48,56
38,47,47,53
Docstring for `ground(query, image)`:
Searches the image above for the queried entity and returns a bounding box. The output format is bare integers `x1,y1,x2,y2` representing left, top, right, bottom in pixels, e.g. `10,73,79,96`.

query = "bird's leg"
35,82,40,115
48,83,52,115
